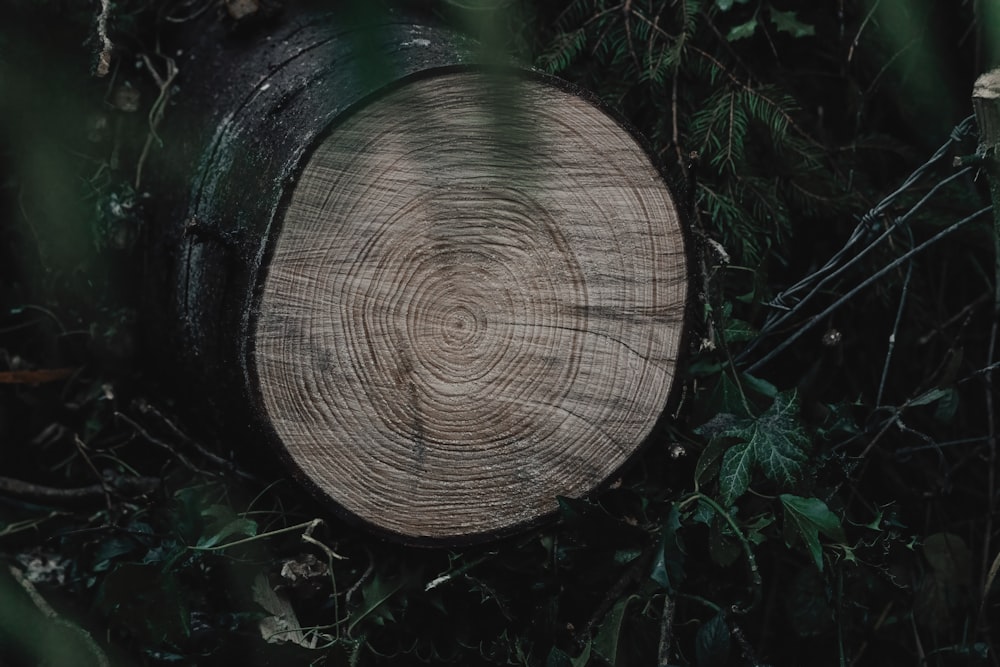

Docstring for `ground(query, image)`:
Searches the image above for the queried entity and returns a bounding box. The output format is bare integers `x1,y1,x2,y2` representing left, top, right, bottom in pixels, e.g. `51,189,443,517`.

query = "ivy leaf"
695,613,732,667
717,301,757,344
699,393,809,504
769,9,815,38
593,595,638,664
694,435,729,487
727,18,758,41
718,442,752,506
735,392,809,485
708,514,741,567
546,643,591,667
650,506,685,592
908,387,952,407
741,372,778,399
933,388,959,422
780,494,846,571
196,506,258,549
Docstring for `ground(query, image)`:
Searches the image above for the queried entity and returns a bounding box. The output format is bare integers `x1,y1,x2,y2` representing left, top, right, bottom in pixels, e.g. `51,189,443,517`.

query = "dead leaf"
251,573,316,648
225,0,259,20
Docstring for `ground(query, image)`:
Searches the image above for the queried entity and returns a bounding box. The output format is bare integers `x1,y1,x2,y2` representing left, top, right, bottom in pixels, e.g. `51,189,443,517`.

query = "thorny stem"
980,155,1000,646
876,230,914,406
745,205,992,373
745,166,973,357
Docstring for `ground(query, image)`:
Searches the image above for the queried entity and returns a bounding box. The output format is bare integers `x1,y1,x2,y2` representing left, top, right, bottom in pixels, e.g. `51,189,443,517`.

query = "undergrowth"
1,0,998,665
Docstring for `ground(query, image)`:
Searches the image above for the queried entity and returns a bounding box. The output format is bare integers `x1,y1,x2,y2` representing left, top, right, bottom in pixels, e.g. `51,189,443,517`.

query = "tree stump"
147,10,691,542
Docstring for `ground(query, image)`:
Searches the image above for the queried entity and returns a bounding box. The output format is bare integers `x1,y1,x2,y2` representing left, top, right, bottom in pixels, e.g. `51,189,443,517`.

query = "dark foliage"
1,0,998,665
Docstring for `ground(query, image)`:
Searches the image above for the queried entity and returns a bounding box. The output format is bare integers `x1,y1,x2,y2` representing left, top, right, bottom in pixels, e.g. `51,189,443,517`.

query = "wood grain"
254,71,687,540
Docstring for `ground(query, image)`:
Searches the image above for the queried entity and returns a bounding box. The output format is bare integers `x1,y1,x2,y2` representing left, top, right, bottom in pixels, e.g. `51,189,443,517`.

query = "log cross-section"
254,71,687,539
146,12,691,543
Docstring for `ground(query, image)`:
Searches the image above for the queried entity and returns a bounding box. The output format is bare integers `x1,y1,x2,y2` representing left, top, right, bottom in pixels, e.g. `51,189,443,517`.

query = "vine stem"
677,493,762,613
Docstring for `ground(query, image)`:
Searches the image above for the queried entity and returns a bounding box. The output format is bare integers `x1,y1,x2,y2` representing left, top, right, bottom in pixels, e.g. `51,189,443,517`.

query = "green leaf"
741,372,778,399
933,388,960,422
715,0,750,10
701,392,809,504
727,18,758,41
546,644,591,667
785,568,833,637
753,393,809,484
709,514,741,567
348,575,407,636
721,317,756,343
908,387,951,407
769,9,815,38
196,516,258,549
650,507,685,592
695,613,732,667
705,373,753,417
780,495,846,571
695,436,729,487
593,595,638,664
695,413,743,442
718,442,752,505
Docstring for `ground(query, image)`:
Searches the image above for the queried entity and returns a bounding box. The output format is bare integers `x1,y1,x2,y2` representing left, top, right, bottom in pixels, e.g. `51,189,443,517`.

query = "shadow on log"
145,4,693,543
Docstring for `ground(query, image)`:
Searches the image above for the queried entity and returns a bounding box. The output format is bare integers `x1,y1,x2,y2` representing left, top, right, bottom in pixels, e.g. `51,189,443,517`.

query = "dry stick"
972,68,1000,648
72,435,113,512
0,474,159,506
656,593,675,667
917,293,990,345
94,0,113,77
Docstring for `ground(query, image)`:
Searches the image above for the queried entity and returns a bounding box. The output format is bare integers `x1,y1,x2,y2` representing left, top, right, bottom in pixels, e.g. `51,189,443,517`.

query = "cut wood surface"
254,71,688,539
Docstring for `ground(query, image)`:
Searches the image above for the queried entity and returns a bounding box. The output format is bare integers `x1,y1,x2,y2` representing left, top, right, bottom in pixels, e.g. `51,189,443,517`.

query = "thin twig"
846,0,880,66
73,434,113,512
425,551,498,592
134,400,256,480
115,411,213,476
135,53,178,189
94,0,113,77
344,550,375,605
189,518,323,551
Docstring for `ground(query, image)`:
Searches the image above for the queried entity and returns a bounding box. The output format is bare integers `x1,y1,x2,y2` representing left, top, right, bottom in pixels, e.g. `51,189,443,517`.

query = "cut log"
146,9,691,542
